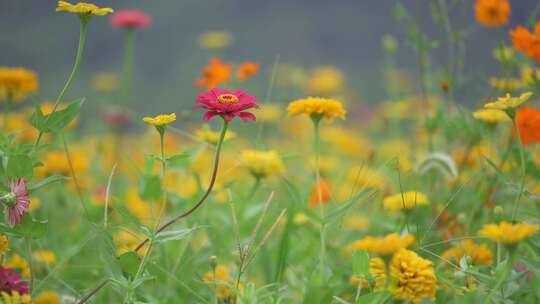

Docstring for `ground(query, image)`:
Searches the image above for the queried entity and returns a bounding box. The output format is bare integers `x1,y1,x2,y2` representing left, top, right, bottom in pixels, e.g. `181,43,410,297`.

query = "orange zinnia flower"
237,62,259,82
512,106,540,145
308,178,331,208
195,58,231,89
474,0,510,27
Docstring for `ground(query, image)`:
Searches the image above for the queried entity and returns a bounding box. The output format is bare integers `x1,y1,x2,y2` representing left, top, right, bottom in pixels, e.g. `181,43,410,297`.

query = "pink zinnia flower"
110,9,152,29
194,88,258,122
0,266,29,295
2,178,30,227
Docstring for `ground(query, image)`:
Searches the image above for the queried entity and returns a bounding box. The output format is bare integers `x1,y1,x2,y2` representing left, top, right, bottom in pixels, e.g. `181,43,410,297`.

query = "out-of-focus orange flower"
237,62,259,82
308,178,331,208
512,106,540,145
195,58,231,89
510,23,540,61
474,0,510,27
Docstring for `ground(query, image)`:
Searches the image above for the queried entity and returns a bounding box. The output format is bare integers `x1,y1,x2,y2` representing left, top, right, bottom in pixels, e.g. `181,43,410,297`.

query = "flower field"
1,1,540,303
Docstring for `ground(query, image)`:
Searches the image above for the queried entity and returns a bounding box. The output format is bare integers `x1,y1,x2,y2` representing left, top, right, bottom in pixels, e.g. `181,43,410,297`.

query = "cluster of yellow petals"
240,149,285,178
287,97,346,121
441,239,493,266
350,233,415,257
0,235,9,256
0,292,31,304
142,113,177,127
195,125,235,145
383,191,429,211
203,265,242,301
56,1,113,16
472,108,510,123
350,257,386,290
0,67,39,102
389,249,437,303
34,291,62,304
479,221,539,244
4,254,30,278
484,92,532,111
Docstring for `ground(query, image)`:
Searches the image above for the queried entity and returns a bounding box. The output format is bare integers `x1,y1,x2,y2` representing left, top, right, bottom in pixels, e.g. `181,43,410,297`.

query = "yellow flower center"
217,94,239,105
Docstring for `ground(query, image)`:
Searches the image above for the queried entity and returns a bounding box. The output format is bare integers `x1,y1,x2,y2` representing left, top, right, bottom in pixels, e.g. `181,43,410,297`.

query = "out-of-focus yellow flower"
350,233,415,257
383,191,428,211
293,212,310,225
92,72,118,92
0,235,8,256
240,149,284,179
36,150,89,178
346,166,387,191
113,229,148,256
342,214,369,231
377,139,413,171
257,103,283,123
389,249,437,303
0,67,39,102
306,66,344,95
378,100,412,120
441,239,493,266
382,35,398,53
33,250,56,268
473,108,510,123
0,291,31,304
4,254,30,277
203,265,242,301
36,101,79,129
489,77,525,91
195,125,235,145
350,257,386,290
126,189,160,226
288,97,346,121
322,127,372,159
308,156,338,176
56,1,113,16
493,46,514,61
275,64,307,88
197,31,233,49
484,92,532,111
479,221,539,244
34,291,61,304
143,113,176,126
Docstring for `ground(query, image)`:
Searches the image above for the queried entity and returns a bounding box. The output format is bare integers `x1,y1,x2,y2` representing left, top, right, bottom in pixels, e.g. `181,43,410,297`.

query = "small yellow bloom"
472,108,510,123
350,233,415,257
484,92,533,111
389,249,437,303
240,149,285,178
197,31,233,49
33,250,57,268
143,113,176,126
383,191,428,211
203,265,242,300
479,221,539,244
306,66,344,95
113,229,148,256
195,125,235,145
257,103,283,123
441,239,493,266
0,291,31,304
287,97,346,121
3,254,30,277
92,72,118,92
56,1,113,16
0,235,8,256
34,291,61,304
0,67,39,102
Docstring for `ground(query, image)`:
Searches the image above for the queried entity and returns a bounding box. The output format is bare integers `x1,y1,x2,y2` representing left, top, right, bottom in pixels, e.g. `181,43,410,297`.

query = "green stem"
247,176,261,200
312,117,326,276
35,20,88,147
483,251,514,304
120,29,135,106
26,238,34,294
511,117,526,220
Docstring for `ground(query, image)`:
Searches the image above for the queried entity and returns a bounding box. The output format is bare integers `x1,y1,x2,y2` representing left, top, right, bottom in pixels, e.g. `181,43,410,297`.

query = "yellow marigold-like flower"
306,66,345,95
441,239,493,266
351,233,415,257
287,97,346,121
484,92,533,111
34,291,61,304
195,125,235,145
383,191,428,211
0,235,8,256
0,67,39,102
142,113,176,126
389,249,437,303
0,291,31,304
479,221,539,244
203,265,242,301
33,250,56,268
240,149,285,178
197,31,233,49
257,103,283,123
92,72,118,92
472,108,510,123
56,1,113,16
4,254,30,277
350,257,386,290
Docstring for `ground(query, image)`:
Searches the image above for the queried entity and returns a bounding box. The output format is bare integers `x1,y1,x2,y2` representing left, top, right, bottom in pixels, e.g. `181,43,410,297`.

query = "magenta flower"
110,9,152,29
2,178,30,228
0,266,29,295
194,88,259,122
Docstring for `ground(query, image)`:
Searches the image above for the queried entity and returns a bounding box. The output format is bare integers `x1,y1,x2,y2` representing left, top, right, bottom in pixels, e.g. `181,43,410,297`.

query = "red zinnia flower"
2,178,30,227
110,9,152,29
0,266,29,295
194,88,258,122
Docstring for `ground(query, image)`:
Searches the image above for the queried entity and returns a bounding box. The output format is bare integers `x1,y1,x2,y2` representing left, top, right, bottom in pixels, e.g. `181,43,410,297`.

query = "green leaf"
28,175,71,191
352,250,370,277
29,99,84,133
6,154,33,180
355,291,393,304
0,216,48,239
154,227,198,244
117,251,140,279
138,174,161,201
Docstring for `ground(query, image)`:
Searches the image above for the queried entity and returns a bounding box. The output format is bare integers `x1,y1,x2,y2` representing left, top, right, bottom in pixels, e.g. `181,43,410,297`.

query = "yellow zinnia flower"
389,249,437,303
484,92,533,111
383,191,428,211
34,291,61,304
240,149,285,179
479,221,539,244
472,108,510,123
0,291,31,304
350,233,415,257
56,1,113,16
287,97,346,121
0,67,39,102
142,113,176,126
441,239,493,266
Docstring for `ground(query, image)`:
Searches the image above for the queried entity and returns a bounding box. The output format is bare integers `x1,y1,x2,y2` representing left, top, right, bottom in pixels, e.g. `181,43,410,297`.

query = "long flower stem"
483,250,514,304
312,117,326,276
120,29,135,106
35,21,88,147
511,117,526,220
26,238,34,293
